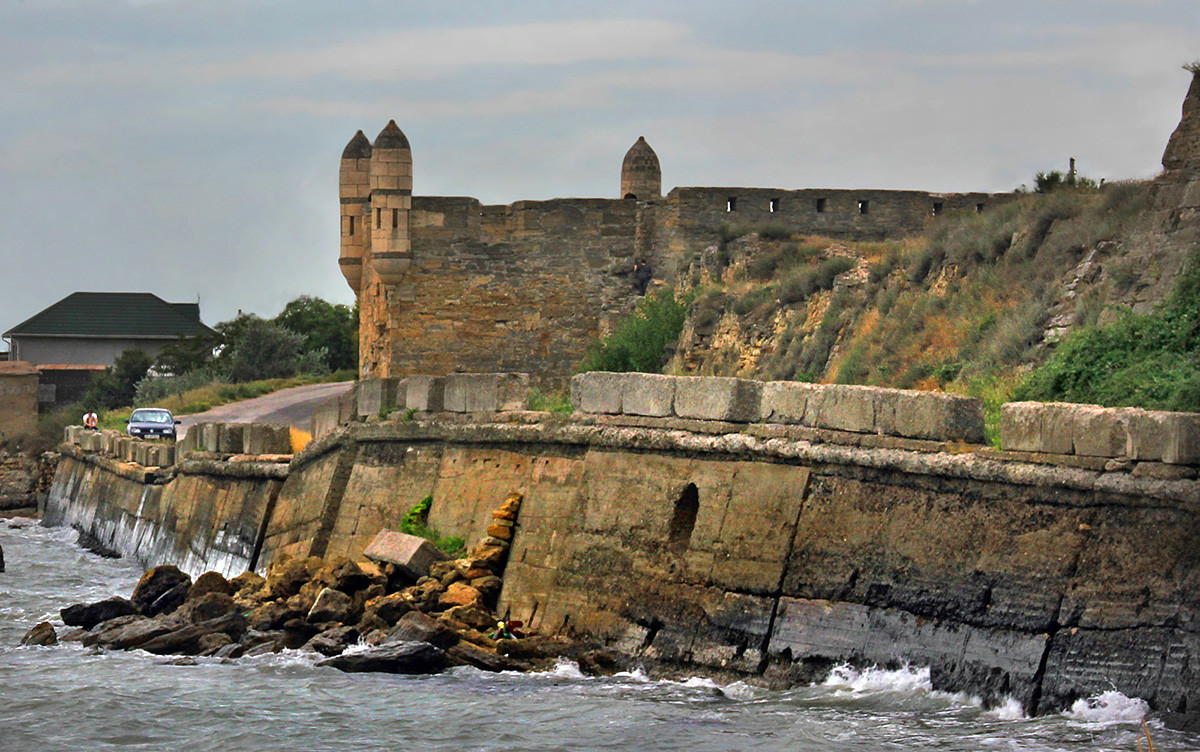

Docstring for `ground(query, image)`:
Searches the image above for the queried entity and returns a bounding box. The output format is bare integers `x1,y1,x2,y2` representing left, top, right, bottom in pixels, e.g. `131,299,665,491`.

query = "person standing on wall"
633,258,652,295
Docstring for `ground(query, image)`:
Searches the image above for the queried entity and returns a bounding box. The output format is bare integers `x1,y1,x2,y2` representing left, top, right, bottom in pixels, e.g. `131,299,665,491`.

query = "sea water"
1,521,1196,752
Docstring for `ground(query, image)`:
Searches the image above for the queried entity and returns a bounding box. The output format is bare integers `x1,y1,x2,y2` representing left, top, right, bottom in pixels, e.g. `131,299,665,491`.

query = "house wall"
12,336,173,367
0,363,39,438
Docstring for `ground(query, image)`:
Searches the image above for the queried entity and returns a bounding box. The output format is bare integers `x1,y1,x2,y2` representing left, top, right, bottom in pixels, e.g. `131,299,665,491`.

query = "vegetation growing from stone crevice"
399,495,465,556
579,288,693,374
1014,248,1200,411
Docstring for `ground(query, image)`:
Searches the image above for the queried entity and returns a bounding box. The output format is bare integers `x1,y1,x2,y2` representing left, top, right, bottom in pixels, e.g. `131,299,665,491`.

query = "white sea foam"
984,696,1028,720
821,663,933,695
1062,690,1149,726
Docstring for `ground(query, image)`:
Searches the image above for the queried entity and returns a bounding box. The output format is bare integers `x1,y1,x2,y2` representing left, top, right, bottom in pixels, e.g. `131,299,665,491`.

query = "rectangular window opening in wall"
858,200,869,215
348,215,355,236
976,203,985,213
392,208,399,229
815,198,826,213
769,197,780,213
932,202,943,216
726,197,737,212
375,208,382,229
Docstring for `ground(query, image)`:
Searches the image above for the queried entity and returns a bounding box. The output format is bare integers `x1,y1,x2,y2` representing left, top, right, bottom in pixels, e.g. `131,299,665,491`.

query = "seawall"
43,374,1200,726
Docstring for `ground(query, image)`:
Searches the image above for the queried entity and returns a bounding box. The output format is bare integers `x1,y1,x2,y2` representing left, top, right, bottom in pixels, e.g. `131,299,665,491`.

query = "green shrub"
758,224,793,241
399,496,465,556
528,389,573,415
580,288,692,373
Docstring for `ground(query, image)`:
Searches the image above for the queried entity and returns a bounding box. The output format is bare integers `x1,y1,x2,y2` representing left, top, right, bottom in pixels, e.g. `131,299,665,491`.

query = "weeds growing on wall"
400,496,465,556
580,288,693,374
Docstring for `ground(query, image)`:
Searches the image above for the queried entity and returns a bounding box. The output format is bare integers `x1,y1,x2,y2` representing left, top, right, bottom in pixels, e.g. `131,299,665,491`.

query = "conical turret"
1163,64,1200,178
369,120,413,287
339,130,372,293
621,136,661,200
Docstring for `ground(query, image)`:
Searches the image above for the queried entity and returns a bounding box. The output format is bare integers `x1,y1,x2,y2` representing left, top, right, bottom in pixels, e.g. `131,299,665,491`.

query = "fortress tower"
368,120,414,289
621,136,661,200
338,130,371,293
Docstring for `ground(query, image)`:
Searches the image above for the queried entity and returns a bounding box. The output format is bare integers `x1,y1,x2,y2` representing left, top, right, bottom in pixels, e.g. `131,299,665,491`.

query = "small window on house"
815,198,827,213
858,200,870,215
726,197,737,212
769,197,780,213
976,203,985,214
392,208,399,229
375,208,382,229
931,202,943,216
348,215,355,236
668,483,700,552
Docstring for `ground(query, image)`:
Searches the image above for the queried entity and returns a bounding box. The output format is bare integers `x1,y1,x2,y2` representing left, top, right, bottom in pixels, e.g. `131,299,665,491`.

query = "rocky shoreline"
19,493,624,677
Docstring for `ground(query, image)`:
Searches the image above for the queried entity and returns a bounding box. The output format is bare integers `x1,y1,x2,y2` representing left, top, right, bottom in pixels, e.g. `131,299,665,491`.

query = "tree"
221,317,308,382
273,296,358,372
82,348,153,409
153,334,214,376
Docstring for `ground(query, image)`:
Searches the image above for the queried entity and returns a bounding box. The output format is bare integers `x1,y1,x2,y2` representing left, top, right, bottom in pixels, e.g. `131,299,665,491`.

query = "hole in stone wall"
625,193,638,200
668,483,699,551
815,198,827,213
769,197,780,213
858,200,870,215
376,208,382,229
726,197,737,212
392,208,399,229
931,201,943,216
976,203,985,213
348,215,355,236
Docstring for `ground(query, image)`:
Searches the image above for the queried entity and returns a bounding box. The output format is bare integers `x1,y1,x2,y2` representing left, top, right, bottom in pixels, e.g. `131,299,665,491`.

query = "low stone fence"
62,426,175,468
61,422,293,469
175,422,293,457
1001,402,1199,467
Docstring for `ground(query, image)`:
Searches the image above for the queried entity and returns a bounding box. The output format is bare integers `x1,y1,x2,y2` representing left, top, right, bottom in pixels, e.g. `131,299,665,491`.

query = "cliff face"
1163,69,1200,178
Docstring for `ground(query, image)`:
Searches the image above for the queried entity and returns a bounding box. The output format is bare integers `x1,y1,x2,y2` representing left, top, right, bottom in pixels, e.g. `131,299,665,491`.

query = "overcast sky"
2,0,1199,349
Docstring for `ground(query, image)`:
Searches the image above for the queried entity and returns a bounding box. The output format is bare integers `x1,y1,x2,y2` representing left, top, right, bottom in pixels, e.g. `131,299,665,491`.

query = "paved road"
176,381,353,439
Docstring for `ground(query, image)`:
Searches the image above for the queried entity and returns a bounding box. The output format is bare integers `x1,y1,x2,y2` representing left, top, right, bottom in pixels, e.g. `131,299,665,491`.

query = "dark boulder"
248,601,302,631
139,611,248,655
170,592,239,625
0,541,5,572
386,610,458,649
86,616,174,650
446,641,517,672
304,626,360,656
131,565,191,613
317,641,446,674
20,621,57,646
145,581,190,617
61,597,139,629
307,587,354,624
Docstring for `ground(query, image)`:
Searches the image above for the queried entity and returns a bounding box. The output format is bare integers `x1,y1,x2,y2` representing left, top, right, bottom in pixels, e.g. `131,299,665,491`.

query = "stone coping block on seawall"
571,373,985,442
405,375,445,412
357,377,401,419
443,373,529,413
1001,402,1200,464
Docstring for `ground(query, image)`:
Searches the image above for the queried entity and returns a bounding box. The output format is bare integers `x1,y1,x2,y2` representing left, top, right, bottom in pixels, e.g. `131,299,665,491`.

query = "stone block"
621,373,675,417
311,397,341,438
760,381,818,424
1123,408,1169,462
158,444,176,467
882,390,986,443
405,375,446,412
357,378,400,419
806,384,877,434
217,423,246,454
117,437,134,462
63,425,79,445
1000,402,1042,453
132,442,149,467
363,529,450,580
81,431,102,452
1039,402,1077,455
1073,405,1128,458
673,376,762,422
338,387,358,424
246,424,291,455
443,373,529,413
200,423,221,454
569,372,624,414
1164,412,1200,465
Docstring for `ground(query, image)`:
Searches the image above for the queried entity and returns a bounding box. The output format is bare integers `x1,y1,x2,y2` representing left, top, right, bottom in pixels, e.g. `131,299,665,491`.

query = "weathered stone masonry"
45,374,1200,726
340,123,1008,386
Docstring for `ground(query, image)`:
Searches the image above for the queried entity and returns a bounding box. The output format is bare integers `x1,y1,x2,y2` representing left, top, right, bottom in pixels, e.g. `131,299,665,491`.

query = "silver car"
125,408,180,441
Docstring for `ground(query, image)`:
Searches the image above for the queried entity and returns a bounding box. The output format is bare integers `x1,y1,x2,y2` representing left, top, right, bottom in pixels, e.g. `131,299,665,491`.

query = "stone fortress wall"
46,374,1200,724
340,122,1011,386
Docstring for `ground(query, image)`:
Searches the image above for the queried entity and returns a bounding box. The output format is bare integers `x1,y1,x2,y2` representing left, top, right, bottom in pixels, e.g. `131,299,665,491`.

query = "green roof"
4,292,216,339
